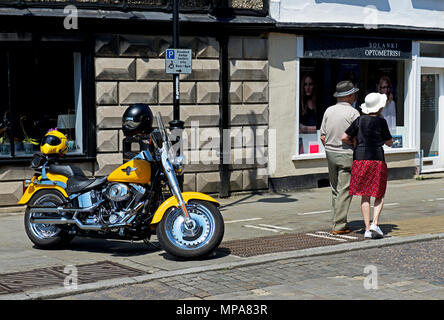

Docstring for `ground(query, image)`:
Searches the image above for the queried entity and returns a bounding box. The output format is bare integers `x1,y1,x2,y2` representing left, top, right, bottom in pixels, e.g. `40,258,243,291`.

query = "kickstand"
143,238,161,250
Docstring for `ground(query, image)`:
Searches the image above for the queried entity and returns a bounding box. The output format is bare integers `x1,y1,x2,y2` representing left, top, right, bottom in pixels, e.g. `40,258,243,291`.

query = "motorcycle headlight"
172,155,185,175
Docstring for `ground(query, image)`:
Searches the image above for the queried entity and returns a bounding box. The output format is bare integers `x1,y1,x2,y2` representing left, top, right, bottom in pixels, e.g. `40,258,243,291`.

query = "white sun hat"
360,92,387,114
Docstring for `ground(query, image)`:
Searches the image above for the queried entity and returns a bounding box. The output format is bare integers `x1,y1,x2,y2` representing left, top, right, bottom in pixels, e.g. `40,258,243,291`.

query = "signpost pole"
170,0,185,190
172,0,180,121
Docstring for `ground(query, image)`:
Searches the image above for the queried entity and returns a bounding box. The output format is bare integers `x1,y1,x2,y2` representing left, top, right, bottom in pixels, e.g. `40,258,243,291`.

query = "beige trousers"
326,151,354,231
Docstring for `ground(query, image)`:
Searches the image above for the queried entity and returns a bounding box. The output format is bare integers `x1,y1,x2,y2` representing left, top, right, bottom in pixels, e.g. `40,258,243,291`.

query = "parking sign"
166,49,175,59
165,49,192,74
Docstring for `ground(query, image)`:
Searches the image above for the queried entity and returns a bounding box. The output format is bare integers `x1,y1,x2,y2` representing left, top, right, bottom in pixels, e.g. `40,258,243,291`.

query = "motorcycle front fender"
150,192,220,225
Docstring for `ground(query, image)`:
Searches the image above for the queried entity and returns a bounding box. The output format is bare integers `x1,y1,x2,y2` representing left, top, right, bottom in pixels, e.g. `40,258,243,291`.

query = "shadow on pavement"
347,220,399,235
220,192,298,211
159,248,231,262
257,196,298,204
35,238,162,257
38,237,233,261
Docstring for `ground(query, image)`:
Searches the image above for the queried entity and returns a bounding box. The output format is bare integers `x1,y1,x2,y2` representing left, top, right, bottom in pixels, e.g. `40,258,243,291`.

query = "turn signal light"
23,179,32,194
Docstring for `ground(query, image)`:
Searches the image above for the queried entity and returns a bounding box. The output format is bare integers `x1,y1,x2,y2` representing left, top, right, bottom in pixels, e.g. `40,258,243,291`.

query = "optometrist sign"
165,49,192,74
304,36,412,60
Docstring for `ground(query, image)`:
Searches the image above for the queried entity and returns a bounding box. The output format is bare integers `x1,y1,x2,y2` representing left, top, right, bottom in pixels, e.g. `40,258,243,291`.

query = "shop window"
298,58,407,155
0,49,84,158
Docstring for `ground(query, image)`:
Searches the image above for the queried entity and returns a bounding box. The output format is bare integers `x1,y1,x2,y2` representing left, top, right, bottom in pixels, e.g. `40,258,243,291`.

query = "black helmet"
122,103,154,136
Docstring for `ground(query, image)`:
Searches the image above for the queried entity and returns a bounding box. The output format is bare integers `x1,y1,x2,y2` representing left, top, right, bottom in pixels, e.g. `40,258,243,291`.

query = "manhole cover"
0,261,146,295
218,229,365,257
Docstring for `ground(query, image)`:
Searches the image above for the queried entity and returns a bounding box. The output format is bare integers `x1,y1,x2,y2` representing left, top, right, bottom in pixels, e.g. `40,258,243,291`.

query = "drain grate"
218,229,365,257
0,269,66,294
0,283,14,295
51,261,146,284
0,261,146,295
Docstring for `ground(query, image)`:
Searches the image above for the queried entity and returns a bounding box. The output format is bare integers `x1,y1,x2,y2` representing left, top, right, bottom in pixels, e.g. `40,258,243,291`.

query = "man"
320,80,360,234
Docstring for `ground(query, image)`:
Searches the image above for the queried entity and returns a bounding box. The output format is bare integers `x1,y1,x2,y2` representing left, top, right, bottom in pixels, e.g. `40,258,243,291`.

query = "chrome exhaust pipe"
30,216,102,231
30,215,136,231
29,217,72,225
73,217,102,230
30,207,141,232
29,199,104,215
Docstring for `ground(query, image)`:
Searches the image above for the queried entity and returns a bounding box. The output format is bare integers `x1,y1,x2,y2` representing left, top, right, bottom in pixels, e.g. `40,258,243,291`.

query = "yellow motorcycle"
18,106,224,259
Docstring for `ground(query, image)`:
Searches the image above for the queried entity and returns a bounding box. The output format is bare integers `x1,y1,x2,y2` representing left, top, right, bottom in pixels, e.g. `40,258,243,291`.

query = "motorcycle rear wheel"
157,200,224,259
24,189,74,249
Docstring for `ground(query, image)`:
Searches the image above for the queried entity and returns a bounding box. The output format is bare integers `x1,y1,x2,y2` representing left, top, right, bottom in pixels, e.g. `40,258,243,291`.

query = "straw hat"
360,92,387,114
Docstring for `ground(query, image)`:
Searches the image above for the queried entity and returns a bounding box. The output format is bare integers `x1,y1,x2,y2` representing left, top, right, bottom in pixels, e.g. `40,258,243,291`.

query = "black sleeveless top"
345,115,392,161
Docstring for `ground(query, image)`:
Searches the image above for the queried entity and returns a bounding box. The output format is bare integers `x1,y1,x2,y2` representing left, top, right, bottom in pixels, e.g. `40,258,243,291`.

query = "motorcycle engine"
100,183,146,225
77,183,146,227
105,183,130,202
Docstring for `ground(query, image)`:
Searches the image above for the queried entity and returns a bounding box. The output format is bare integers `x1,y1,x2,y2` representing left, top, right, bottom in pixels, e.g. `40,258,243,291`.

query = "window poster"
299,65,318,135
299,60,326,154
370,61,399,134
392,135,403,148
299,58,405,155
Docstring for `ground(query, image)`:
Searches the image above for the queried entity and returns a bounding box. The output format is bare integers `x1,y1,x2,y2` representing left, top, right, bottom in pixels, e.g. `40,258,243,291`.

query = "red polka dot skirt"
349,160,388,198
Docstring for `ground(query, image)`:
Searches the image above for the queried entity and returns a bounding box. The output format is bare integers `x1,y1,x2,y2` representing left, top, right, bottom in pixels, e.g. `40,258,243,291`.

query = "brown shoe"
331,228,351,235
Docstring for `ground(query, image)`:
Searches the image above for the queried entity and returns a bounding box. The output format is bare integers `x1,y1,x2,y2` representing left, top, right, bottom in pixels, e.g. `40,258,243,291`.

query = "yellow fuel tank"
107,160,151,184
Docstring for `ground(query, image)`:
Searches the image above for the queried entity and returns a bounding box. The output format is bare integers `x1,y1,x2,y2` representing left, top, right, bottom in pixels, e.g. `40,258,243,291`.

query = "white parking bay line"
421,198,444,202
297,210,331,216
315,231,358,240
384,202,400,207
299,203,399,216
305,233,348,242
257,224,293,231
243,225,280,233
225,218,263,224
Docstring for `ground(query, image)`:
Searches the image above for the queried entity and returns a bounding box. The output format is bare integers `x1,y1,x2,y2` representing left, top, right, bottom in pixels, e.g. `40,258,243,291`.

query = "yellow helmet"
40,129,68,156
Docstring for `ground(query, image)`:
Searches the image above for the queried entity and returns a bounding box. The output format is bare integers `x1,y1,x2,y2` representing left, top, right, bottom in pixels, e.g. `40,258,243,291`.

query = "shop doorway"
420,68,444,172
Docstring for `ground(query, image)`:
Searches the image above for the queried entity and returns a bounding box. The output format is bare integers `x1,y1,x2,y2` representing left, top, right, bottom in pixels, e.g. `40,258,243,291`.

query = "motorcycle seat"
66,176,107,195
48,164,86,178
47,164,107,195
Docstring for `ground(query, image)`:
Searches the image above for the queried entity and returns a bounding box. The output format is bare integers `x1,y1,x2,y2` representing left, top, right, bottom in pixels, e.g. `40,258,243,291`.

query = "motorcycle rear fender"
17,175,69,205
150,192,220,225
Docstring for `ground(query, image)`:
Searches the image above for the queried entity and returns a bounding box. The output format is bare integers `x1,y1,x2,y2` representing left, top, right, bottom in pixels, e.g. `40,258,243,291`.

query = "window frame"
0,35,96,164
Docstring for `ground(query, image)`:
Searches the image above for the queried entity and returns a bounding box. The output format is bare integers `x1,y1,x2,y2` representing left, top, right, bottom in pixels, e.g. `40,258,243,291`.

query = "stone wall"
95,34,269,194
0,162,95,207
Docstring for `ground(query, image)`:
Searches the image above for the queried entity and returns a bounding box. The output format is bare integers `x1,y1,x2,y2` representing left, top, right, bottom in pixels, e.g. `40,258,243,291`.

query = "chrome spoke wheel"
164,202,216,251
28,194,62,240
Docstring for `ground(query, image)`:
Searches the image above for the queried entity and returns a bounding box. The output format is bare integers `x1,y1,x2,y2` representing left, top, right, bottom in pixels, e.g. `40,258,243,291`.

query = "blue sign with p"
166,49,175,59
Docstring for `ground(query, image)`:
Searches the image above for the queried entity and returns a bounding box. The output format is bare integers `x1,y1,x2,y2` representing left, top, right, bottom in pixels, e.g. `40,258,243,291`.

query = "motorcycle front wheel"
156,200,224,259
24,189,74,249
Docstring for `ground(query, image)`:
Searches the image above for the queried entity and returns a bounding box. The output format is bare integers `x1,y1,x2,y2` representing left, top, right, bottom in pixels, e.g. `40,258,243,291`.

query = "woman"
341,92,393,239
378,75,396,134
299,74,317,133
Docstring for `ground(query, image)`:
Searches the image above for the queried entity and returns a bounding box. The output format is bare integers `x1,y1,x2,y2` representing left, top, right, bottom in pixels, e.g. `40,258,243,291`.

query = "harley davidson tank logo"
121,166,137,176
